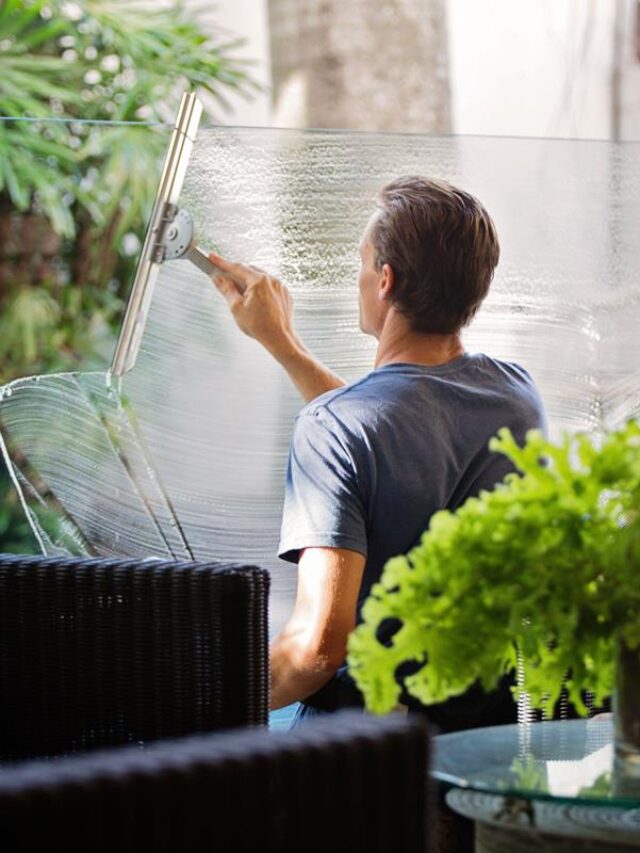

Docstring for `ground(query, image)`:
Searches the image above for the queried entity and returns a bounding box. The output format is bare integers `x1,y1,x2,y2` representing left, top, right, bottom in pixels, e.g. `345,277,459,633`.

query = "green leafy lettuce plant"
348,421,640,717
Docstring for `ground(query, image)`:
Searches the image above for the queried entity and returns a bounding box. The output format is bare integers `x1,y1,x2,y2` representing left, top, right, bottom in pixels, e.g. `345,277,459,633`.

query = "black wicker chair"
0,709,430,853
0,555,269,762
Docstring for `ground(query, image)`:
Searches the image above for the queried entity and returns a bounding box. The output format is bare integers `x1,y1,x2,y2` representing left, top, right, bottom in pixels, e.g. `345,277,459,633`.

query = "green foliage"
579,771,612,798
0,0,258,379
509,756,548,793
0,0,257,242
348,422,640,717
0,0,257,552
0,469,38,552
0,280,122,374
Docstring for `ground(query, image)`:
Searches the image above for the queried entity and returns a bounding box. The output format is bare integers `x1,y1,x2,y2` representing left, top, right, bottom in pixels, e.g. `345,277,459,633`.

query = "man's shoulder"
474,353,543,401
296,353,545,431
468,354,546,435
297,373,380,425
474,352,534,383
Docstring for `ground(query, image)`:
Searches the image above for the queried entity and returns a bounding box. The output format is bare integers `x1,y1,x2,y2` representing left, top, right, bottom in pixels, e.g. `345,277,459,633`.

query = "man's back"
213,175,546,719
279,352,546,610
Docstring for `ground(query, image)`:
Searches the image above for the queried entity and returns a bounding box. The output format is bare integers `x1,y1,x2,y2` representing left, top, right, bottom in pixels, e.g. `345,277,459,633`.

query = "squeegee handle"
186,244,220,277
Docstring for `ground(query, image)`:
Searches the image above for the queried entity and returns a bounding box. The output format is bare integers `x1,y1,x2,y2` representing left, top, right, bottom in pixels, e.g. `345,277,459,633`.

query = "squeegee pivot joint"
152,203,195,263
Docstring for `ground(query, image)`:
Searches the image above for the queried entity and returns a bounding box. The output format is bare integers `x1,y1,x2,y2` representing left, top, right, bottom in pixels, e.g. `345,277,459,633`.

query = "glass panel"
1,123,639,633
430,718,640,807
0,115,171,553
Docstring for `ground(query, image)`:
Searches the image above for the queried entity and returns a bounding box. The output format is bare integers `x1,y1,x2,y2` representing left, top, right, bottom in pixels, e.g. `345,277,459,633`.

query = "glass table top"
431,718,640,808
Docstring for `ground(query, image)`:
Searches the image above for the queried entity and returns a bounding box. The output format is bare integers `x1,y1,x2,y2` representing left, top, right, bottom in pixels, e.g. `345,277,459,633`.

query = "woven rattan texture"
0,710,429,853
0,555,269,761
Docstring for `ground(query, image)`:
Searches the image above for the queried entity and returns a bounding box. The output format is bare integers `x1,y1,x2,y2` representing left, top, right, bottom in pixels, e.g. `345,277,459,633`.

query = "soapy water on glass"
0,129,638,651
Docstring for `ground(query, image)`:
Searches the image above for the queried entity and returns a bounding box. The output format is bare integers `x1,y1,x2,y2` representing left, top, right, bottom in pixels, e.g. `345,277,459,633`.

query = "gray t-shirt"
278,352,546,615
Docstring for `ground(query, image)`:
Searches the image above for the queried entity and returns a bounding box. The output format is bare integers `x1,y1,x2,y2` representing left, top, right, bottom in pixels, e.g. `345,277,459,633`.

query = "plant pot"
613,637,640,797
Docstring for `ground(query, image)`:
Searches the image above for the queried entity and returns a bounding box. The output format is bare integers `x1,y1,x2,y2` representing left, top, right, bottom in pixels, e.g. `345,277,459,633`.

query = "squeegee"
110,92,218,378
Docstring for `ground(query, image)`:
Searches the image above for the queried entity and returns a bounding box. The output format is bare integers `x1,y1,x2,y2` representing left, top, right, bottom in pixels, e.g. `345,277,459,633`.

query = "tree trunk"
0,197,61,291
267,0,451,133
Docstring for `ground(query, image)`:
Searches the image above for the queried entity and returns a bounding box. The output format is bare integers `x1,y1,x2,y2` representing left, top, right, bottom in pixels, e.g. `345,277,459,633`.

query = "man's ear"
378,263,394,301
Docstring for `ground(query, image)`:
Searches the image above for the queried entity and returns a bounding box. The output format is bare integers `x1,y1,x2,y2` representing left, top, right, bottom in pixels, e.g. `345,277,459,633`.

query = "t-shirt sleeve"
278,411,368,564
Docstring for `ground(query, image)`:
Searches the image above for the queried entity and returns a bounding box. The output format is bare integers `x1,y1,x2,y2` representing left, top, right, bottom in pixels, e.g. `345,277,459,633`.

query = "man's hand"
269,546,366,710
209,251,347,403
209,252,295,359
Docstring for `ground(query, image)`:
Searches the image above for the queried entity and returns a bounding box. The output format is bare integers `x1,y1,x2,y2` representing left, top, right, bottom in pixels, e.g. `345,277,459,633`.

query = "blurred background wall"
191,0,640,140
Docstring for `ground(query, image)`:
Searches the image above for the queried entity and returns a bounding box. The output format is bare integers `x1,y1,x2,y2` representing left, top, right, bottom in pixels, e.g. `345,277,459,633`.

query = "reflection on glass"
510,755,548,793
546,745,613,798
432,718,640,806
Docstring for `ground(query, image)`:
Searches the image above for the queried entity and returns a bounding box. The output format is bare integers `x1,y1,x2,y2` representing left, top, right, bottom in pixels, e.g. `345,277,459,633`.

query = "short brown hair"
371,176,500,334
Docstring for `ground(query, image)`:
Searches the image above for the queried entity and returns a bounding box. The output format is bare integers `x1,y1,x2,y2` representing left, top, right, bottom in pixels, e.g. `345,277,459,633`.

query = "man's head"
357,176,500,337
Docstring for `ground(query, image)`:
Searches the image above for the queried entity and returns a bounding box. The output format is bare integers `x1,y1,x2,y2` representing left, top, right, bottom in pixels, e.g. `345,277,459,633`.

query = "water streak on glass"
1,127,639,636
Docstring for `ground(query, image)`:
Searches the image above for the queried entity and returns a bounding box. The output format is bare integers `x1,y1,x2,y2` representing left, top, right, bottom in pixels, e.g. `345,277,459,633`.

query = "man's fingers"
209,252,256,293
212,274,244,310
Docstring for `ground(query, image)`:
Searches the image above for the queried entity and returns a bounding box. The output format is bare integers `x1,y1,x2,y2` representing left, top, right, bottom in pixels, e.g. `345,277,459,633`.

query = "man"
210,176,546,726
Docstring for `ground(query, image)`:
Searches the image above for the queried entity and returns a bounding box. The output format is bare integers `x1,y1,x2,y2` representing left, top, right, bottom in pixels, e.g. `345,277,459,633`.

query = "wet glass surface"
1,124,639,635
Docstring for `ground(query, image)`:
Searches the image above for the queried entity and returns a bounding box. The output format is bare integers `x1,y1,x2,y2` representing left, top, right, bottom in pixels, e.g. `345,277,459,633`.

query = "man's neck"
374,311,465,369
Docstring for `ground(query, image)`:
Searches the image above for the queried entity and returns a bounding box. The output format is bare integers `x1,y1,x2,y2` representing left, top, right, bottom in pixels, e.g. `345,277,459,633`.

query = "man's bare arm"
269,546,366,710
209,252,346,403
